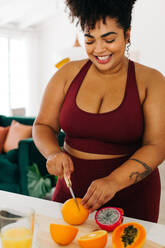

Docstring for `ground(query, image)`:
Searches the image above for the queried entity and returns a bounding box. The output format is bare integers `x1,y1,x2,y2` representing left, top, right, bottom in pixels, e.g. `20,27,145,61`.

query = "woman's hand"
81,177,119,212
46,151,74,179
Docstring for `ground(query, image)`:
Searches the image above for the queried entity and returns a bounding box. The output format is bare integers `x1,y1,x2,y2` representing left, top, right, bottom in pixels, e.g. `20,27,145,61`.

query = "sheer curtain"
0,37,10,115
10,38,28,115
0,36,28,116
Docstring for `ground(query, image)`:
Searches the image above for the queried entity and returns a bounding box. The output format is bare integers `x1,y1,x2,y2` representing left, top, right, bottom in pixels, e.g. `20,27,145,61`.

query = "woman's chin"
92,59,114,72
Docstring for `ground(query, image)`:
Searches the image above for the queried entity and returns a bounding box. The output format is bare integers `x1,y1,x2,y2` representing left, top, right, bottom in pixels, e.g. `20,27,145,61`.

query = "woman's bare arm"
33,67,67,159
82,68,165,211
108,69,165,190
32,63,77,178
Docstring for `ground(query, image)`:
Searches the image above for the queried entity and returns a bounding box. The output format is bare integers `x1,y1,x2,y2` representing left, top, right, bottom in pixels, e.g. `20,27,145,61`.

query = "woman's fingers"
68,156,74,173
63,154,74,179
81,185,95,206
81,182,98,210
46,152,74,178
81,177,117,212
82,191,103,212
63,161,71,179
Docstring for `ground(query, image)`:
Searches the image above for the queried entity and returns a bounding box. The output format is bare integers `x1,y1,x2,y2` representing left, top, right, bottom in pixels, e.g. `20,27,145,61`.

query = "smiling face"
84,17,130,73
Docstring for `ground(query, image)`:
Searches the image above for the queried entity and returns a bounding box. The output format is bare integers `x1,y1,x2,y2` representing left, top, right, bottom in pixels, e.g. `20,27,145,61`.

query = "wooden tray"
36,214,165,248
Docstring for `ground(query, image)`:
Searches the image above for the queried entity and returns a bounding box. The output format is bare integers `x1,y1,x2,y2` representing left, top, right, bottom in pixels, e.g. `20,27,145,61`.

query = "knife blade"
64,176,80,210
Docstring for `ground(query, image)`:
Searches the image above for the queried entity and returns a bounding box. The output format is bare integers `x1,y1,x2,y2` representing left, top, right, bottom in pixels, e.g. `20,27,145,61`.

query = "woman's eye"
106,39,115,43
85,40,94,45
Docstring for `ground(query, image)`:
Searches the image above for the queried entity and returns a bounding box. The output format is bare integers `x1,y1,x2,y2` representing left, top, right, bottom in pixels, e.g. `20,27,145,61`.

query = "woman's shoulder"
47,59,89,91
134,60,165,88
50,59,89,88
56,59,89,94
58,58,89,76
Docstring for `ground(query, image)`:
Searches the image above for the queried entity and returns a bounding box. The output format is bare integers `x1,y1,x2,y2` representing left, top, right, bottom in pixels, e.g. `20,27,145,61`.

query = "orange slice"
61,198,89,225
50,223,78,245
78,230,108,248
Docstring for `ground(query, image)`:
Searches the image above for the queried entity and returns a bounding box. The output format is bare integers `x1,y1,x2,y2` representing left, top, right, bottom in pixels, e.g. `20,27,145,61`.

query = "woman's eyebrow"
101,32,117,38
84,33,94,38
84,31,117,38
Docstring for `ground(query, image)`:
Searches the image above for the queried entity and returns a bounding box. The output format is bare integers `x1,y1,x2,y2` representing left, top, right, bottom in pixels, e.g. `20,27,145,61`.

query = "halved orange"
78,230,108,248
50,223,78,245
61,198,89,225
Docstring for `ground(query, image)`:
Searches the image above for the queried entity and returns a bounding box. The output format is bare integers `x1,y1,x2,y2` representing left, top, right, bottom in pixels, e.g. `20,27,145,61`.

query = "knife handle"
64,175,72,188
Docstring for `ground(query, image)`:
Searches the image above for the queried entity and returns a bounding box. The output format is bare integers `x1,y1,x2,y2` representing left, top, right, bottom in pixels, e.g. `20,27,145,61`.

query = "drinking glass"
0,205,35,248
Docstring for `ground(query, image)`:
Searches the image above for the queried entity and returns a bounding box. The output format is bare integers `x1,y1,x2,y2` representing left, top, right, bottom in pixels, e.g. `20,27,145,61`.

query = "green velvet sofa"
0,115,65,196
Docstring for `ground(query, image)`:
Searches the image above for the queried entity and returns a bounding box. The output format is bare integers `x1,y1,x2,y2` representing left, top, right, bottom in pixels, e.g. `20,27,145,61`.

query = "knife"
64,176,80,210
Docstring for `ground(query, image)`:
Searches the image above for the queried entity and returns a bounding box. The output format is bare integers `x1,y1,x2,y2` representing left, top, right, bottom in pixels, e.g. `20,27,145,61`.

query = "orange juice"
1,227,33,248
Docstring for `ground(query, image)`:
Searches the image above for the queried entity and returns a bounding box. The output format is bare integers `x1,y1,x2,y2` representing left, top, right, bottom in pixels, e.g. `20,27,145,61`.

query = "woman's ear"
126,27,131,43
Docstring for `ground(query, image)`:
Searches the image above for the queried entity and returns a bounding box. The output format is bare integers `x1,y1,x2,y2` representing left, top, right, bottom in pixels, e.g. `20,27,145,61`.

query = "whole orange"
61,198,89,225
50,223,78,245
78,230,108,248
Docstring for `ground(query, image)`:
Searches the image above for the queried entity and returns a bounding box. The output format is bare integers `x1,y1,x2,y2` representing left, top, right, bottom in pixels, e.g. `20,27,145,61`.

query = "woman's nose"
94,40,106,54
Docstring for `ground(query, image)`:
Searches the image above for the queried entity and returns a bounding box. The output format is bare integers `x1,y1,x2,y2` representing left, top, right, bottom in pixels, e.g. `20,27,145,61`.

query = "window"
0,37,9,115
0,36,28,115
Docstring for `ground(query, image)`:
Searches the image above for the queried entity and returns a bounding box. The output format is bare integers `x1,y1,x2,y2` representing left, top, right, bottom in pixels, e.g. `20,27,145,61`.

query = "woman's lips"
95,54,112,64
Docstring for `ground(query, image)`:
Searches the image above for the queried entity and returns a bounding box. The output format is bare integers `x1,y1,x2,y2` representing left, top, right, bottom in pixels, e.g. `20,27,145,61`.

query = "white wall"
37,13,78,105
33,0,165,116
24,31,40,116
131,0,165,74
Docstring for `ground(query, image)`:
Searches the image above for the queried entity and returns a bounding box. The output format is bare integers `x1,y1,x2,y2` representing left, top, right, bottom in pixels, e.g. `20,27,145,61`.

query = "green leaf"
27,163,52,198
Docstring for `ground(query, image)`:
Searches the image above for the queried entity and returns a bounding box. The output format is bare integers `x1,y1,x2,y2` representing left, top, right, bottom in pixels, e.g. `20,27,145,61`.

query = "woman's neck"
91,56,129,79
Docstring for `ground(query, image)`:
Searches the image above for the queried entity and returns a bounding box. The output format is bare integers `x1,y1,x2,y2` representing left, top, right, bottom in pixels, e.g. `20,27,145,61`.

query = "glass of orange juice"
0,205,35,248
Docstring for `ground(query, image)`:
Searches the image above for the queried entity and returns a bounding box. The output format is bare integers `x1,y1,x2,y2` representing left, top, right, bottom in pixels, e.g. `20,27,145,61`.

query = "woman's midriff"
64,142,128,160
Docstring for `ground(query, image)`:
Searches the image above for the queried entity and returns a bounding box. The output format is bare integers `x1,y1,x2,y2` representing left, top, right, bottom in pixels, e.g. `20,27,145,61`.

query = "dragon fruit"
95,207,124,232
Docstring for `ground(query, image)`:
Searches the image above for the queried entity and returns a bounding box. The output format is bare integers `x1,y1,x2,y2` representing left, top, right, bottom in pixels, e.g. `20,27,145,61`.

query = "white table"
0,190,165,246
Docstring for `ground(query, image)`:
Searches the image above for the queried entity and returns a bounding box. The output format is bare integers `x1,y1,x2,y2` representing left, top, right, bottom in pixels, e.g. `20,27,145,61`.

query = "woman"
33,0,165,223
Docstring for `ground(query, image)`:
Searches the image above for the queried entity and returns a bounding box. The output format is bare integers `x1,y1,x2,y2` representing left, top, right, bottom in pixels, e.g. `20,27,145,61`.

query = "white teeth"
97,55,111,60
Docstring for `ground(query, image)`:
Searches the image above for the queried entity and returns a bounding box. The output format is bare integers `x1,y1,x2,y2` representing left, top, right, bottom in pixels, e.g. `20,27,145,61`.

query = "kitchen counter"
0,190,164,247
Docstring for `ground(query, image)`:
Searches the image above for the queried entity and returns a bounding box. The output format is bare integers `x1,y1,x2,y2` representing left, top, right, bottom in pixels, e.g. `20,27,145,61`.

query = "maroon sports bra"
59,60,144,155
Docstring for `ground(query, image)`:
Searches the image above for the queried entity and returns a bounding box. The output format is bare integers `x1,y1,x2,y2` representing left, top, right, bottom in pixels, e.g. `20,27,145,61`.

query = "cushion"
3,120,32,153
5,149,18,163
0,149,18,163
0,126,9,153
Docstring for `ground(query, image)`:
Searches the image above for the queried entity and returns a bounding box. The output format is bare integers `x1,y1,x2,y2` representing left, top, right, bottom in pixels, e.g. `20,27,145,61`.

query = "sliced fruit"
112,222,146,248
95,207,123,232
61,198,89,225
50,223,78,245
78,230,108,248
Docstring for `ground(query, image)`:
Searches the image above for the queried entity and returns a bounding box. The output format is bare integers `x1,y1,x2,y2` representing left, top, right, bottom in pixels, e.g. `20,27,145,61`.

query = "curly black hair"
65,0,137,34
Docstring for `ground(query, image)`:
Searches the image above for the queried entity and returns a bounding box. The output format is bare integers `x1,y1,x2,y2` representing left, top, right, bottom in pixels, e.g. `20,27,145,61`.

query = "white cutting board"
36,214,165,248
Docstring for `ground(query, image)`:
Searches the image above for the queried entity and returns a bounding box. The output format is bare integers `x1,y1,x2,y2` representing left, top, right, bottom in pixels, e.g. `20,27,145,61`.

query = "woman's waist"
64,142,130,160
65,135,142,157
